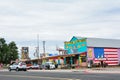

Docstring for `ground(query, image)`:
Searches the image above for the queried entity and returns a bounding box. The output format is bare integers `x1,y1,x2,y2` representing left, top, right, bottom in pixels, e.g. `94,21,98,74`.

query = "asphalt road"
0,70,120,80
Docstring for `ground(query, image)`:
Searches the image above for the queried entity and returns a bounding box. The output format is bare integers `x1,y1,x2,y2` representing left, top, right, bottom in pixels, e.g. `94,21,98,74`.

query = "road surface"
0,69,120,80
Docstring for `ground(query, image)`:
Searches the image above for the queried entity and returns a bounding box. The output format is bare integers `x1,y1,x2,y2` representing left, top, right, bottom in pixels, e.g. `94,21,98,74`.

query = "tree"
0,38,18,64
0,38,8,64
8,41,18,62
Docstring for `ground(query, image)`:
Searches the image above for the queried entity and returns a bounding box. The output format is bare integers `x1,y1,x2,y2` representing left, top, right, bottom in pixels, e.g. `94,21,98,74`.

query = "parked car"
40,62,55,70
29,64,40,69
8,62,27,71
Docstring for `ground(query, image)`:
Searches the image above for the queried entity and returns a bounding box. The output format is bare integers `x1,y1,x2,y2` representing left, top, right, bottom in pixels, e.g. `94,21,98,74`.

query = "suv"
40,62,55,70
8,62,27,71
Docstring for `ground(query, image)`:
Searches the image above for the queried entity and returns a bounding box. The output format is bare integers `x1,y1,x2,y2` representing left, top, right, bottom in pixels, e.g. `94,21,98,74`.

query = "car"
29,64,40,69
40,62,55,70
8,62,27,71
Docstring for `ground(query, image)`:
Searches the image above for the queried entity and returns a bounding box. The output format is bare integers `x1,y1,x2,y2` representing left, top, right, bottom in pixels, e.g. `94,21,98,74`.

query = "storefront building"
30,36,120,68
64,37,87,67
64,36,120,67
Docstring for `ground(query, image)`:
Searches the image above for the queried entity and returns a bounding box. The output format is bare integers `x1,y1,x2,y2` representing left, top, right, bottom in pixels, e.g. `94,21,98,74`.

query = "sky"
0,0,120,59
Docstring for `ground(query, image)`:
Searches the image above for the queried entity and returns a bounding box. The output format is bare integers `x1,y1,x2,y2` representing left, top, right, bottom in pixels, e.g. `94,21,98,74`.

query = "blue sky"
0,0,120,59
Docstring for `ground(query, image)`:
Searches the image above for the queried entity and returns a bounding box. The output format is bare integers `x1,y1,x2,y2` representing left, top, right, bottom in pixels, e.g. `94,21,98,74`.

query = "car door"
12,63,18,69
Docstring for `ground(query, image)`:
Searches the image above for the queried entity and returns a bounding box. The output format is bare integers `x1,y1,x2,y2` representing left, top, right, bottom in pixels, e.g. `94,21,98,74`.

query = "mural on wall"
94,48,104,58
104,48,119,66
93,48,119,66
87,48,94,59
64,38,87,54
118,49,120,63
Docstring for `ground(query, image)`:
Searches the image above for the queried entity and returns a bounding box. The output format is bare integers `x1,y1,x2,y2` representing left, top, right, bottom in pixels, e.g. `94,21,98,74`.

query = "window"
81,56,86,62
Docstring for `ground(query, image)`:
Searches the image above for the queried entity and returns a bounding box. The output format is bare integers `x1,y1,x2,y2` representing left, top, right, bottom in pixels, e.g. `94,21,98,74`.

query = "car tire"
8,67,11,71
24,69,27,71
16,67,19,71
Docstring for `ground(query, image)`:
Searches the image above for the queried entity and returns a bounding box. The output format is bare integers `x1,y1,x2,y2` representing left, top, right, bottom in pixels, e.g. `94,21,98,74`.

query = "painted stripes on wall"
94,48,119,66
104,54,118,58
104,48,119,66
106,58,118,60
108,64,119,66
104,52,118,54
105,60,119,63
104,48,118,52
94,60,119,63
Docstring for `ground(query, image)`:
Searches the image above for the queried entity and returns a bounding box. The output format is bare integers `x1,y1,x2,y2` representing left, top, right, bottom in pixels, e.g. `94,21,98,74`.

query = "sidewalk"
77,67,120,73
28,67,120,73
1,67,120,74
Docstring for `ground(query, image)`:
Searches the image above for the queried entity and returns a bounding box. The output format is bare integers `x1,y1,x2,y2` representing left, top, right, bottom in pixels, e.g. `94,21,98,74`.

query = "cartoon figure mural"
64,38,87,54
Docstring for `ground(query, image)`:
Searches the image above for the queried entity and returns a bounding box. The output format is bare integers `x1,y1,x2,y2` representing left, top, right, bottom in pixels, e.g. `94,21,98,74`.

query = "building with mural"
64,36,120,67
64,37,87,67
86,37,120,66
29,36,120,68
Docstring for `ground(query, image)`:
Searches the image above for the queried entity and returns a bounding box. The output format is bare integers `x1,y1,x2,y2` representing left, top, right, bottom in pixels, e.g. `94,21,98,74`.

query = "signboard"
64,38,87,54
48,53,58,56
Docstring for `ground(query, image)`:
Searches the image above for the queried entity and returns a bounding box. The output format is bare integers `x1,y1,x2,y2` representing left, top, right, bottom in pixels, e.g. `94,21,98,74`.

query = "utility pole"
37,34,40,65
43,41,45,57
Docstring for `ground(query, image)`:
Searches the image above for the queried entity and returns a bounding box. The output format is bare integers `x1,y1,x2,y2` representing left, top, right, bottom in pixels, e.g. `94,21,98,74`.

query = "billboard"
21,47,29,59
64,38,87,54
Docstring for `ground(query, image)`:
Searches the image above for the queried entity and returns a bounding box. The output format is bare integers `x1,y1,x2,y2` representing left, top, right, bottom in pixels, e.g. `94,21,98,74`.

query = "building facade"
64,36,120,67
30,36,120,68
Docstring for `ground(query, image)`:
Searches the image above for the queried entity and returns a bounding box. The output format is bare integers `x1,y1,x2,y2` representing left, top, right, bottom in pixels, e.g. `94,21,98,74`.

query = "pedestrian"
87,61,91,68
103,62,107,68
100,61,104,67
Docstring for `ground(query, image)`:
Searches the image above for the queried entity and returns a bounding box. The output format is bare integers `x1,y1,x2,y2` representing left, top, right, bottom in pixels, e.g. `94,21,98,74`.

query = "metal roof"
74,36,120,48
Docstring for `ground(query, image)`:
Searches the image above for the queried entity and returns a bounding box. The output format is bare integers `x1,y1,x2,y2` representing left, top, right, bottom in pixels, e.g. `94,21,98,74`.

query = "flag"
104,48,119,66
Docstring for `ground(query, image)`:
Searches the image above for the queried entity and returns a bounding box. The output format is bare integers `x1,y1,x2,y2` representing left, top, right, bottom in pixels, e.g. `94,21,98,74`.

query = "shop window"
81,56,86,62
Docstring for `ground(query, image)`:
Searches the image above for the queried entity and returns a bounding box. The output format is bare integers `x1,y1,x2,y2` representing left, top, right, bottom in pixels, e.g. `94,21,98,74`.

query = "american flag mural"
93,48,104,64
92,48,119,66
118,49,120,63
104,48,119,66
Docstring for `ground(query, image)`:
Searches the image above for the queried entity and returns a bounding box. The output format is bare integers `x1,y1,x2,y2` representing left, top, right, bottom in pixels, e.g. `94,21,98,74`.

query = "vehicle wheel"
16,68,19,71
24,69,27,71
8,67,11,71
